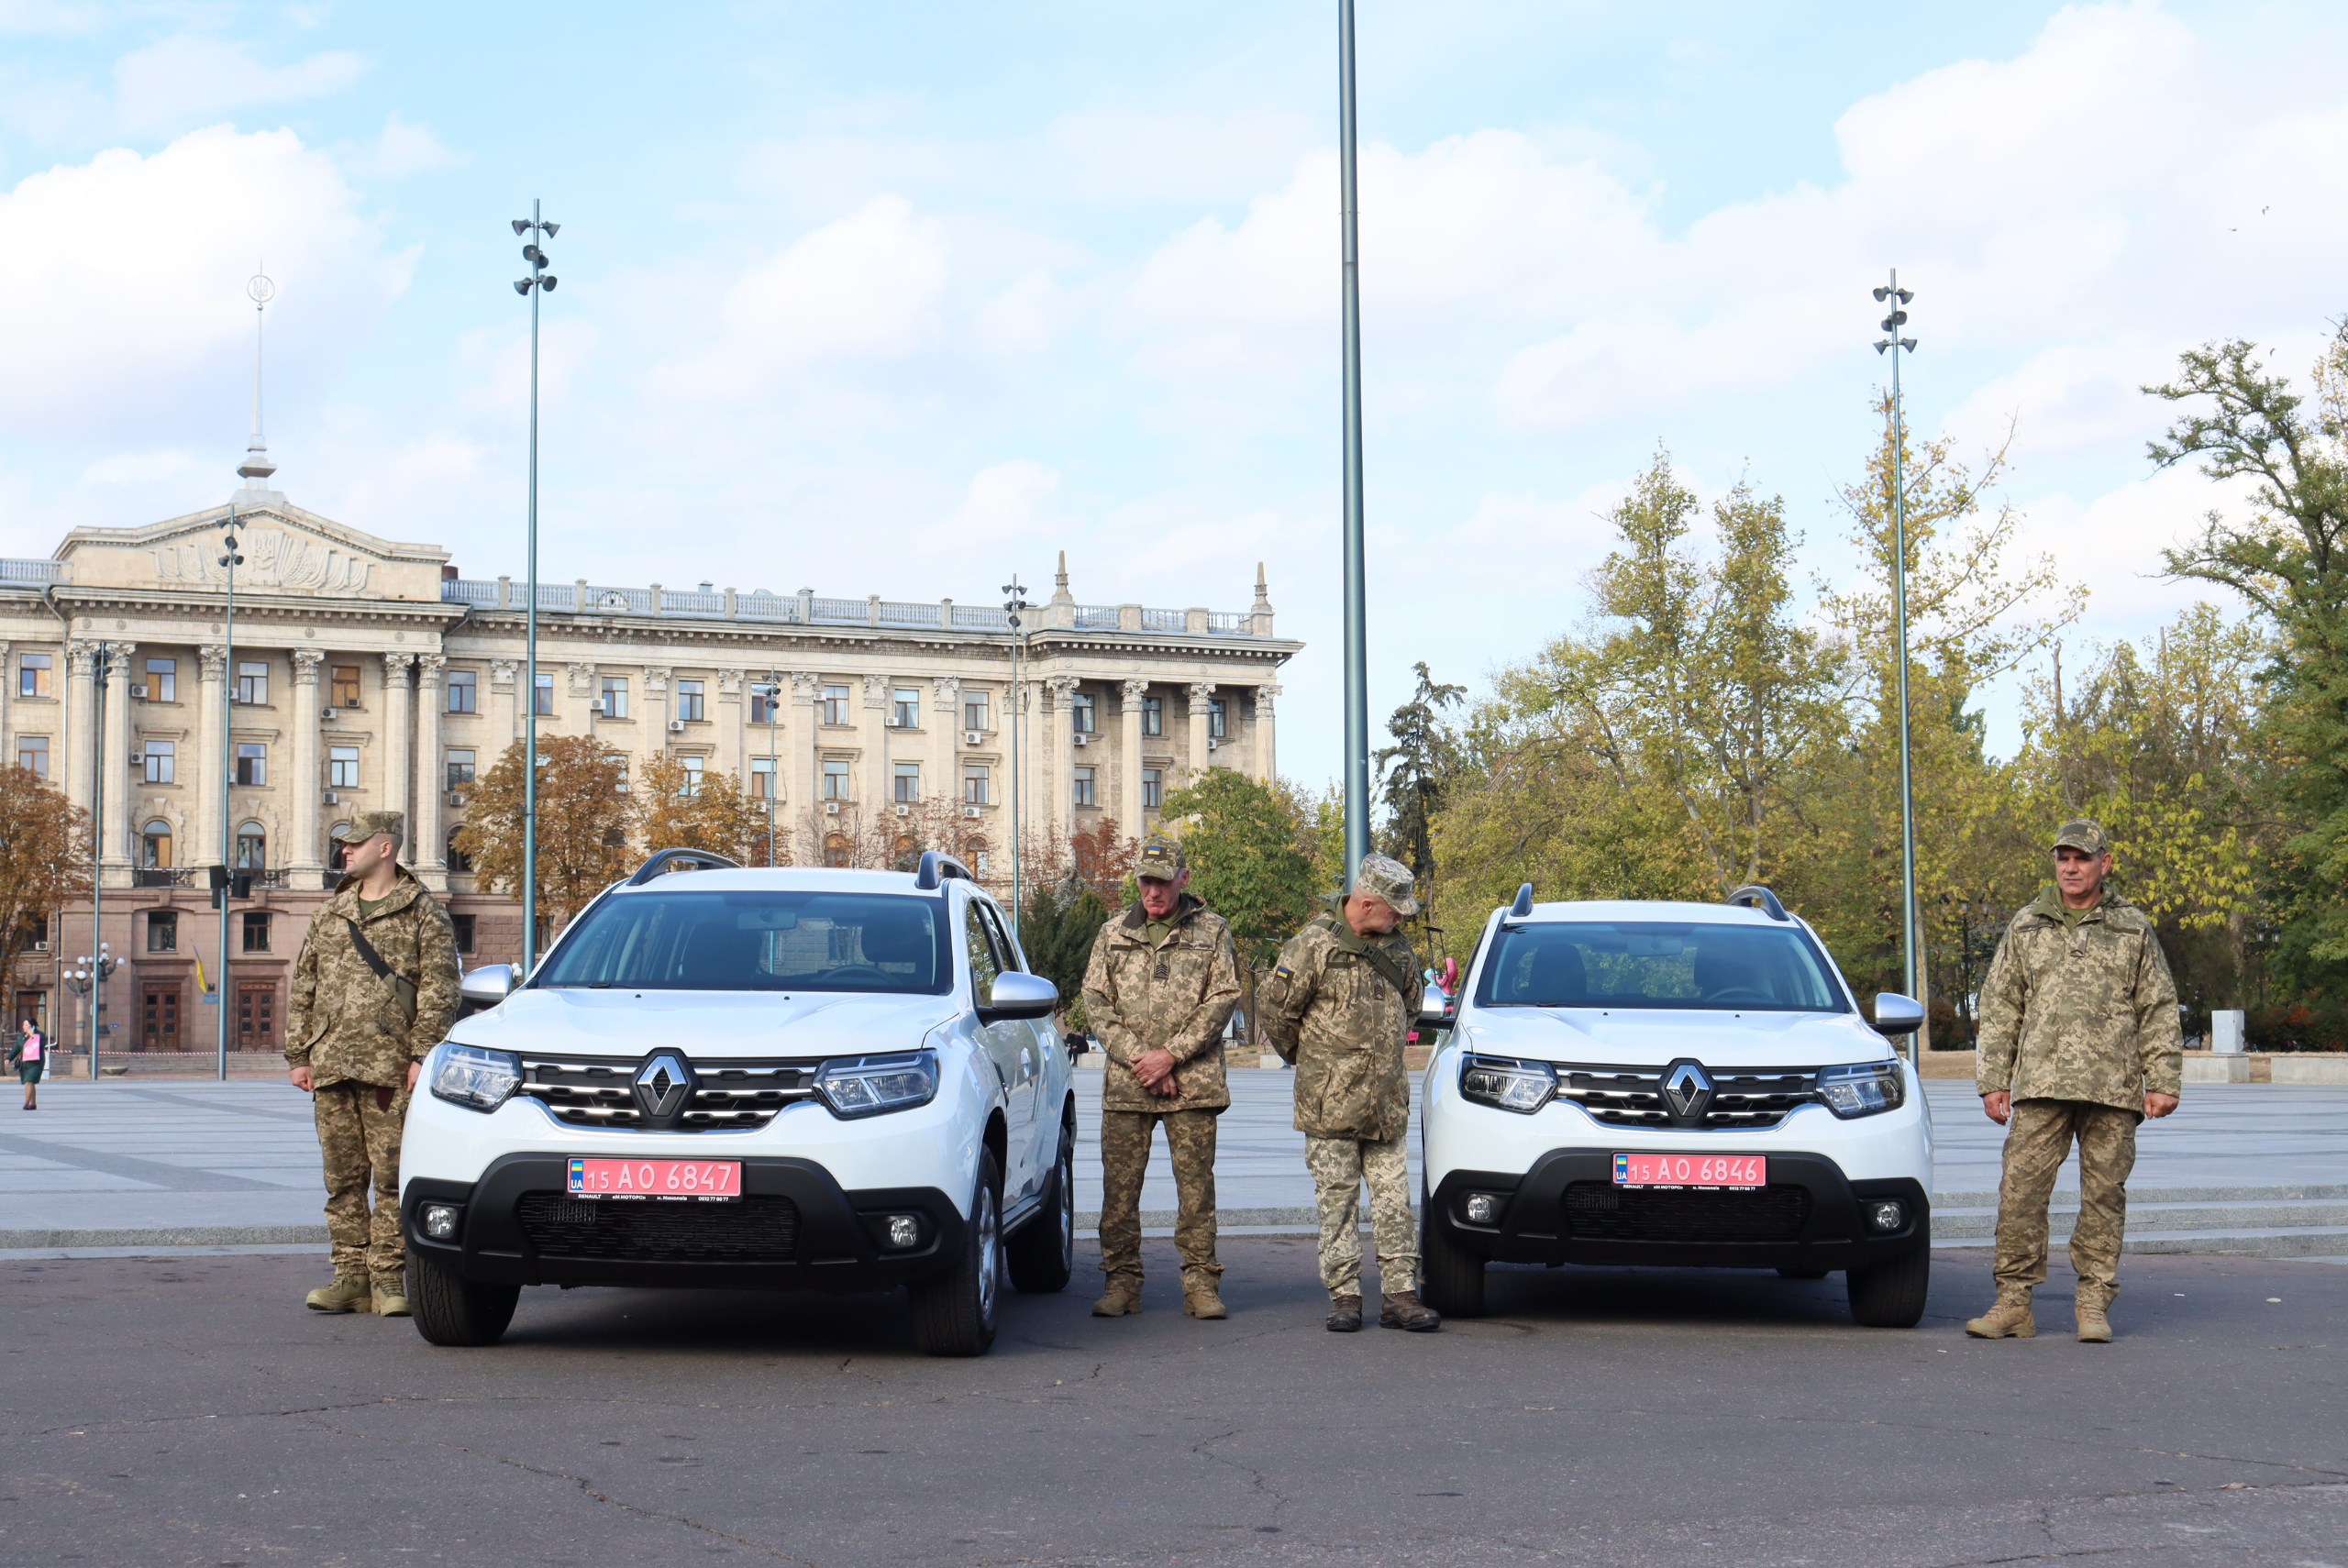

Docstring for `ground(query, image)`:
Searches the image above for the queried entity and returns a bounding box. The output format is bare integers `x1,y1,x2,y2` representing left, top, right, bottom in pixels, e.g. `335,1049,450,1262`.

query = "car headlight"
1458,1054,1556,1114
430,1043,522,1113
1817,1061,1905,1119
815,1050,939,1120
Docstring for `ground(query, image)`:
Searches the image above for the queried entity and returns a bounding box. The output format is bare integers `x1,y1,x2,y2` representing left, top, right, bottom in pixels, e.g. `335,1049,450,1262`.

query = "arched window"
823,833,851,868
140,820,172,868
891,834,919,873
237,823,267,870
969,838,991,878
327,823,351,872
447,826,473,873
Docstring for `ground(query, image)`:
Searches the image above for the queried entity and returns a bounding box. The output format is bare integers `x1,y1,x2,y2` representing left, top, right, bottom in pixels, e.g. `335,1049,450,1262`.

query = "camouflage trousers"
1098,1110,1222,1283
315,1080,410,1288
1994,1098,2140,1305
1305,1134,1416,1298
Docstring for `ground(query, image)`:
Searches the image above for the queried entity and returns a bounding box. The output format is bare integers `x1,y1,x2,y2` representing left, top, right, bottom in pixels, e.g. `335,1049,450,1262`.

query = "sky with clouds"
3,0,2342,784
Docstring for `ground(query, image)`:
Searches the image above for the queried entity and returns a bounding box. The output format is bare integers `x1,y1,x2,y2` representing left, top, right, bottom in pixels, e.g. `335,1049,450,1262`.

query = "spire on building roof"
1253,560,1273,613
234,265,282,502
1049,548,1074,606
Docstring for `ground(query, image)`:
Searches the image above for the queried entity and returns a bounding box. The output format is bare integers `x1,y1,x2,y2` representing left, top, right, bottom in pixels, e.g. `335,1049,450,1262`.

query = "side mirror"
1414,1005,1455,1032
460,965,516,1007
980,970,1058,1022
1871,992,1925,1035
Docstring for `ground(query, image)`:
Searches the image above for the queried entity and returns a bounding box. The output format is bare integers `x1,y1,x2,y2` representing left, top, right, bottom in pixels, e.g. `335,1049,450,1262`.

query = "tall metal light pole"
1873,271,1921,1047
216,518,243,1079
513,204,559,974
86,644,111,1077
1337,0,1370,887
1002,577,1030,936
762,668,781,866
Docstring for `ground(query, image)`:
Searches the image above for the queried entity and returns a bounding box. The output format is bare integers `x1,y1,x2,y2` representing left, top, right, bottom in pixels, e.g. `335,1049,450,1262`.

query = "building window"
327,824,351,871
681,756,705,795
447,750,475,790
973,845,991,877
823,684,851,725
19,654,50,699
534,671,555,715
144,657,176,702
1210,699,1227,738
676,679,705,723
1070,691,1095,734
140,820,172,868
235,743,266,787
1072,766,1095,808
241,912,271,954
16,736,44,778
451,913,476,953
149,910,178,953
963,692,990,732
751,682,781,724
823,759,850,801
604,754,630,793
142,739,174,784
751,757,776,799
1143,768,1162,811
894,762,920,802
237,661,268,705
446,669,477,713
823,833,851,867
328,745,360,789
330,666,360,708
963,765,990,804
1142,694,1162,735
237,823,266,869
447,827,473,874
892,688,919,728
600,676,629,719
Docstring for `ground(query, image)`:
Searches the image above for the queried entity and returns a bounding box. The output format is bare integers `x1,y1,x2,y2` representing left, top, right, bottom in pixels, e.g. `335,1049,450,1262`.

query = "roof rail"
1726,885,1789,922
914,851,974,891
626,847,744,887
1510,882,1534,918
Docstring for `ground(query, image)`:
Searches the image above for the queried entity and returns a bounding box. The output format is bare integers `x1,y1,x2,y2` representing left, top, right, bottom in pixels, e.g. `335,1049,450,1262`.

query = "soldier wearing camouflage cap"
1257,853,1440,1333
287,812,462,1319
1080,834,1242,1320
1966,818,2183,1345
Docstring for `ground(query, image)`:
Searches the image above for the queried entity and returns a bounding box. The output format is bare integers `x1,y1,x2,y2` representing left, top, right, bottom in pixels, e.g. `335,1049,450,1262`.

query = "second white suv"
1419,886,1933,1328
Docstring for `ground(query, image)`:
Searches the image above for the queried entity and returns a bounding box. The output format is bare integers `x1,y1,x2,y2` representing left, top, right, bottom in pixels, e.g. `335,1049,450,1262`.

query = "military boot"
1091,1277,1144,1317
1324,1294,1363,1333
1380,1291,1443,1332
372,1284,411,1318
2075,1289,2113,1343
1964,1290,2036,1339
1181,1272,1227,1320
305,1276,372,1314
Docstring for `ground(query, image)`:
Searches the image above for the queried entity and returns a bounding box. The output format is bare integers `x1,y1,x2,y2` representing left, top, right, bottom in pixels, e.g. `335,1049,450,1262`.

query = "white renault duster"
1418,886,1933,1328
399,850,1077,1356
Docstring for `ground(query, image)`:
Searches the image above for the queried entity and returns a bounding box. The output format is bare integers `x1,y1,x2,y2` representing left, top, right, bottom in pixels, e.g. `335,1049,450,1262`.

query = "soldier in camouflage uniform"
287,812,462,1319
1081,837,1243,1320
1967,819,2184,1344
1258,854,1439,1333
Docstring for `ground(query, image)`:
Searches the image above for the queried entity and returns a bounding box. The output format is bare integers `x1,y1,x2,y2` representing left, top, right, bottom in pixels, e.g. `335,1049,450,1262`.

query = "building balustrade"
442,580,1271,636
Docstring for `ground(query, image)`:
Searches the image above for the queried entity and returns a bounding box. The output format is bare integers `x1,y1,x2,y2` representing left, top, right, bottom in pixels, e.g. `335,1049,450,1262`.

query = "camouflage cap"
2052,818,2111,856
1134,835,1187,881
1352,853,1420,917
331,811,405,844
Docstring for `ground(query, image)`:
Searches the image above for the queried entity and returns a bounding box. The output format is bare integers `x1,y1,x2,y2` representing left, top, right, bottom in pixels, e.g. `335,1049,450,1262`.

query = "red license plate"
566,1157,741,1201
1613,1153,1766,1188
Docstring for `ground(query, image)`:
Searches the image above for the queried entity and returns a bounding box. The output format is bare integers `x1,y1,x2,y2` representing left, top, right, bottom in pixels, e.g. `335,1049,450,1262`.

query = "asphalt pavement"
4,1239,2342,1567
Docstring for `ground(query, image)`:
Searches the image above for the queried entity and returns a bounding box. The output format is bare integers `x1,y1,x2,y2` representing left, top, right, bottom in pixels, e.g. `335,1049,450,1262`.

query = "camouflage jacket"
1976,887,2184,1113
287,866,463,1089
1258,900,1423,1142
1081,895,1242,1113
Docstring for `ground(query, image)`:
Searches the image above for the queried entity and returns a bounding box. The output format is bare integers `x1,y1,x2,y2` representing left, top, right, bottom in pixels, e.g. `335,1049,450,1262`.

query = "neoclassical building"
6,472,1299,1055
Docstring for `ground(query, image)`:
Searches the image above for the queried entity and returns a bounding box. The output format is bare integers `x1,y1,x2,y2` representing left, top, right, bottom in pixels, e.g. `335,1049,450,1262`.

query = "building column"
194,645,227,867
100,642,137,875
1120,679,1147,834
382,652,415,841
289,650,324,874
932,675,960,814
0,641,12,784
861,674,892,812
568,661,597,735
791,671,819,861
63,642,97,843
1043,674,1077,847
643,666,672,776
1186,680,1216,783
489,659,517,762
716,668,746,783
1253,682,1279,782
415,654,447,888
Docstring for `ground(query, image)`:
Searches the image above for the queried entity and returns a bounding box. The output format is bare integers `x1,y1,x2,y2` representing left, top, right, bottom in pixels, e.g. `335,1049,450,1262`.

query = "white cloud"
343,111,462,180
112,36,367,132
973,271,1065,357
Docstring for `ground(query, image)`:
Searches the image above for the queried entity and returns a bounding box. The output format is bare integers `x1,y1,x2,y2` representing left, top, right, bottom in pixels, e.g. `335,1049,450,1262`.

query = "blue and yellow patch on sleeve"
1273,966,1294,980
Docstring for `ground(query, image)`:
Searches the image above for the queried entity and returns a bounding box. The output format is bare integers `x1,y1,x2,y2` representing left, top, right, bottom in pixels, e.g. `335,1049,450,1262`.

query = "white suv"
1419,886,1933,1328
398,850,1077,1357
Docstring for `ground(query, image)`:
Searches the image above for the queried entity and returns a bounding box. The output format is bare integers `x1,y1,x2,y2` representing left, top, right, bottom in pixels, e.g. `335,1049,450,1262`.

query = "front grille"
515,1191,801,1263
520,1055,819,1131
1556,1065,1816,1130
1563,1181,1811,1243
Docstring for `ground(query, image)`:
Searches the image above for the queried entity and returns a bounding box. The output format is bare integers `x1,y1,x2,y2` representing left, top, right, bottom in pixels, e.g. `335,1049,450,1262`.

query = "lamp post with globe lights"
512,203,559,975
1873,270,1922,1057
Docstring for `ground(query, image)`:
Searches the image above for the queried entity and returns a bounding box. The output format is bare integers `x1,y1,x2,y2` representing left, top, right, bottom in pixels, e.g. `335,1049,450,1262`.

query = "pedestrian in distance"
1966,819,2184,1344
286,812,462,1320
1259,853,1441,1334
1081,835,1243,1320
8,1019,44,1110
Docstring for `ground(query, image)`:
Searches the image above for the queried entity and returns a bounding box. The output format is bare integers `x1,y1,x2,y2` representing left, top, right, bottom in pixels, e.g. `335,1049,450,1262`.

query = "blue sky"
5,1,2345,784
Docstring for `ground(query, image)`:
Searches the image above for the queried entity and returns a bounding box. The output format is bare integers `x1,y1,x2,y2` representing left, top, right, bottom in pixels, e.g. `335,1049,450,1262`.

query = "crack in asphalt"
1189,1424,1290,1515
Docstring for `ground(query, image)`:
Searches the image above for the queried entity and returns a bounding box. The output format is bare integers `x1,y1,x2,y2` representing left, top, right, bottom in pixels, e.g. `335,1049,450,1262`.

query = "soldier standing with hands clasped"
287,812,462,1320
1082,836,1243,1320
1259,854,1440,1334
1966,819,2183,1344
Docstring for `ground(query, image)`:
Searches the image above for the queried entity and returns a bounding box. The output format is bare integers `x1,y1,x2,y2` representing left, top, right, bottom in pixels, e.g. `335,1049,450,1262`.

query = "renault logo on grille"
1662,1061,1712,1120
634,1053,694,1120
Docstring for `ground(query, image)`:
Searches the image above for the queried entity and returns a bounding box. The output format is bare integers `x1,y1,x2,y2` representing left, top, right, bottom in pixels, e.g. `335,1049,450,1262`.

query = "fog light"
885,1213,922,1250
1463,1193,1500,1225
1864,1199,1906,1233
421,1203,460,1241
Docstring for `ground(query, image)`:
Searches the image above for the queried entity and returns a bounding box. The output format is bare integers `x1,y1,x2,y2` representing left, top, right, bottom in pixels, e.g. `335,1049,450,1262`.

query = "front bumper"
403,1154,967,1292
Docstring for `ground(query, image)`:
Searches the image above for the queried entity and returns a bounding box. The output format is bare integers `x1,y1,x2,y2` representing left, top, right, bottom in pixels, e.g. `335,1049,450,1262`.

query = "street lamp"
1001,577,1031,937
1336,0,1370,889
215,522,243,1080
1873,270,1921,1056
85,644,112,1078
512,202,560,976
65,944,114,1066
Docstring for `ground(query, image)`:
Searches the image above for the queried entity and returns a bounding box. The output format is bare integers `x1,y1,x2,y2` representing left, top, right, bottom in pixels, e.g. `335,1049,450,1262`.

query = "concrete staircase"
1930,1184,2348,1258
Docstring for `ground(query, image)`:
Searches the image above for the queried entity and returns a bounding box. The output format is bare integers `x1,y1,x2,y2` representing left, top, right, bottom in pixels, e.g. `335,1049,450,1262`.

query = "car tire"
1006,1120,1075,1294
1845,1242,1931,1328
1418,1185,1486,1319
910,1149,1002,1356
1777,1267,1830,1280
408,1248,520,1347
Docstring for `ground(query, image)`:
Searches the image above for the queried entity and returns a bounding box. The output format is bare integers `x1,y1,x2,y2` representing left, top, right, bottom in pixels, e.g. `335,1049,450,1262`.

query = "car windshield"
1474,920,1847,1013
537,889,951,994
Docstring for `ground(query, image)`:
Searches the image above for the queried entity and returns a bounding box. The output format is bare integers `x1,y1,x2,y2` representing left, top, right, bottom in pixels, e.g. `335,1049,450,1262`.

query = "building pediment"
56,498,449,603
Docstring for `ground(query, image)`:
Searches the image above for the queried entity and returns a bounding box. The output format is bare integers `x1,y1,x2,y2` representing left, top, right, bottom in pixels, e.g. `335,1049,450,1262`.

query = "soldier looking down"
1080,836,1242,1320
287,812,463,1320
1966,818,2184,1344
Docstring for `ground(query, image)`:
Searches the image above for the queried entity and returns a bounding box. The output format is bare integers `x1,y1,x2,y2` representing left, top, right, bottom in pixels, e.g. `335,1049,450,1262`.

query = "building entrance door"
236,983,276,1051
140,985,182,1050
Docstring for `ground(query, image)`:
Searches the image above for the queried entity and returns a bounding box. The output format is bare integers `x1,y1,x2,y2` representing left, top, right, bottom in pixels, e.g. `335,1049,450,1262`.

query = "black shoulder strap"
344,916,394,982
1356,942,1417,1004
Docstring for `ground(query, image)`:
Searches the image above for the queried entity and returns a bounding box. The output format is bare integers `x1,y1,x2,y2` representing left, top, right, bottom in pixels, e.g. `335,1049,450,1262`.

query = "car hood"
1455,1008,1891,1068
449,988,960,1060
